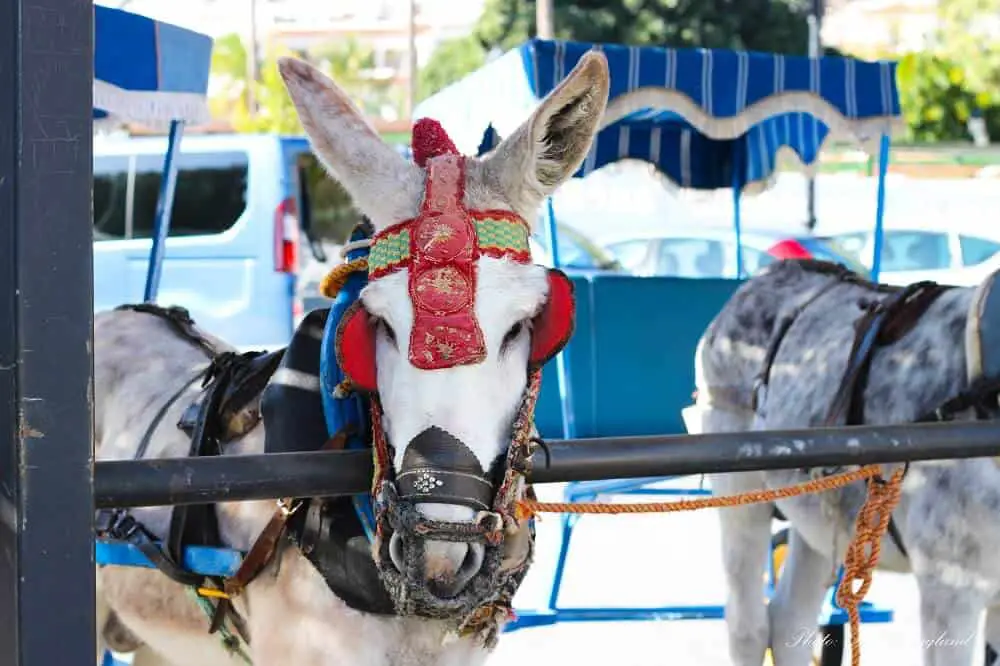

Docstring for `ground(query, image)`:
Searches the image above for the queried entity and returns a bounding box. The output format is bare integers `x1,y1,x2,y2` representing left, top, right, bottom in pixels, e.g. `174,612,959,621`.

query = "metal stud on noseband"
334,120,575,644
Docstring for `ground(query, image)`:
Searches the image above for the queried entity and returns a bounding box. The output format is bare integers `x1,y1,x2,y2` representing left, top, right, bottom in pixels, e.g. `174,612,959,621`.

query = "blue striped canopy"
413,39,903,193
94,5,213,129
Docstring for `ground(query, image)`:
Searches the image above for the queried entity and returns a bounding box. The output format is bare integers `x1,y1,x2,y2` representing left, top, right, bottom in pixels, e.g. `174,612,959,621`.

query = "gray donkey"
94,51,609,666
689,258,1000,666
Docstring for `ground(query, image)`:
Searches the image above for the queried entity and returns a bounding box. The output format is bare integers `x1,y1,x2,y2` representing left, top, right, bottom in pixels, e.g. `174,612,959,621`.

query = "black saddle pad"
261,308,332,455
968,269,1000,382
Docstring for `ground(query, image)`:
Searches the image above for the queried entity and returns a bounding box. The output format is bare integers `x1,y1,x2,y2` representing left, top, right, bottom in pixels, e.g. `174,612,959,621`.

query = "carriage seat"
965,266,1000,385
258,307,334,456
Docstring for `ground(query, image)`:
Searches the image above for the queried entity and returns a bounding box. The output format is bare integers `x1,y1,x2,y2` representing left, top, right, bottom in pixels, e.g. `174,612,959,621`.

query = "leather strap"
823,282,949,427
751,278,843,413
115,303,220,358
820,282,949,561
135,369,209,461
224,427,353,598
135,541,204,587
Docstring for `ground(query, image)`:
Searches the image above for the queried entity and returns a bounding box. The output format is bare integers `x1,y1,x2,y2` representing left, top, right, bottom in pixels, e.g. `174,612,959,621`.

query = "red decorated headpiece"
336,119,576,388
411,118,459,167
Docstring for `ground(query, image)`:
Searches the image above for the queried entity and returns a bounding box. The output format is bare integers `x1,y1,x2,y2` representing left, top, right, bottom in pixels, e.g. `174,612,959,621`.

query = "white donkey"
689,258,1000,666
94,51,610,666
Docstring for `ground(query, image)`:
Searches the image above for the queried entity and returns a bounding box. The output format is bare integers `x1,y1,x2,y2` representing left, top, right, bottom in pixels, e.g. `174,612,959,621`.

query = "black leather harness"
96,304,281,649
752,263,955,561
98,304,399,629
257,307,396,615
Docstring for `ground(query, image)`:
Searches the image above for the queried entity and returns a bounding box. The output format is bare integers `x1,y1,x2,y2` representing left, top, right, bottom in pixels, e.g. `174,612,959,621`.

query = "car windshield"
806,236,871,275
532,225,622,270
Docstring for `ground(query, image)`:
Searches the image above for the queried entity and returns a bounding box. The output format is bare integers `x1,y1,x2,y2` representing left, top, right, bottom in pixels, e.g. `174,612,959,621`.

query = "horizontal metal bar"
94,420,1000,509
95,449,374,509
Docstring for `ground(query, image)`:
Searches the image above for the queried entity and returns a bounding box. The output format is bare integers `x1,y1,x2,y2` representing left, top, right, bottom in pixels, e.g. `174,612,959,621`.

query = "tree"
229,44,305,134
208,33,250,121
935,0,1000,106
208,34,392,133
417,35,487,102
207,35,392,241
888,0,1000,143
416,0,825,103
475,0,815,56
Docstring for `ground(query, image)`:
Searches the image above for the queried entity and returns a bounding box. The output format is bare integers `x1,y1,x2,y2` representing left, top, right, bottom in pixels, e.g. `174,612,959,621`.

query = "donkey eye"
501,321,525,352
373,317,397,346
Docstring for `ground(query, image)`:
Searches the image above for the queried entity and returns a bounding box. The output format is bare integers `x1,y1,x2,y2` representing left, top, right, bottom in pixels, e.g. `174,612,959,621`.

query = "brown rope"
514,465,882,519
319,242,900,664
515,464,902,666
834,465,905,666
319,258,368,299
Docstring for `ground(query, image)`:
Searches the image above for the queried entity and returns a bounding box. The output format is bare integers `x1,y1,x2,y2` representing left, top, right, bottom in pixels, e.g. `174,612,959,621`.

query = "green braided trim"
367,217,529,275
368,228,411,275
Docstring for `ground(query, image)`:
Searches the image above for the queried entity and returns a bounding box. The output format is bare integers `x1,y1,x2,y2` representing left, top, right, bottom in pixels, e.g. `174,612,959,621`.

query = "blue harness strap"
320,222,377,542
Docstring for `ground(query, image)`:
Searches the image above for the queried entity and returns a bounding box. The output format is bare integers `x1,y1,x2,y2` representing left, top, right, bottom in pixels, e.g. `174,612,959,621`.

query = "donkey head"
279,51,609,623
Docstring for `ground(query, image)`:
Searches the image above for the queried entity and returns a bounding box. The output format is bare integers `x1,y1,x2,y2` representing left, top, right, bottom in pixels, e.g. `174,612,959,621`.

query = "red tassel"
412,118,459,167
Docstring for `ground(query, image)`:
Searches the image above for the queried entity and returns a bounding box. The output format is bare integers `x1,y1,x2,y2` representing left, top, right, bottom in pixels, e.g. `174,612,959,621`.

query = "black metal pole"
96,420,1000,509
0,1,96,664
805,0,823,231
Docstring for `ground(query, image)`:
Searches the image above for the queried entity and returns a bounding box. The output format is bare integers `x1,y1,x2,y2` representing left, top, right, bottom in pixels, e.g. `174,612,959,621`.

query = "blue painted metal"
96,541,242,578
544,197,577,440
503,476,894,634
871,133,892,281
319,222,377,541
732,145,745,278
143,119,185,303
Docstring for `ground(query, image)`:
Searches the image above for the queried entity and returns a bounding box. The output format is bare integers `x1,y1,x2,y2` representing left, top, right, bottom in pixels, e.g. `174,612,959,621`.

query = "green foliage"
208,33,250,120
230,46,305,135
415,0,817,112
897,52,976,142
936,0,1000,99
207,35,395,240
475,0,813,55
417,36,487,102
898,0,1000,142
209,34,396,131
892,0,1000,143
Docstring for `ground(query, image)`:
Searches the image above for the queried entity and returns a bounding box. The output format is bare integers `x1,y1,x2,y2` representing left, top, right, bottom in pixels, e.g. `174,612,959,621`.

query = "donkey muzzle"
391,426,495,594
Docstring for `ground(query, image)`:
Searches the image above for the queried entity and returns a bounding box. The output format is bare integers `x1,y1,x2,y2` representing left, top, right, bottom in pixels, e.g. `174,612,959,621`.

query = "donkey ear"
278,57,423,228
481,51,609,216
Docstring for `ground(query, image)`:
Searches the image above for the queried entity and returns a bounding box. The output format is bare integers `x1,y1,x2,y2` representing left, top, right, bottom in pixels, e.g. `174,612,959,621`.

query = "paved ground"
489,478,985,666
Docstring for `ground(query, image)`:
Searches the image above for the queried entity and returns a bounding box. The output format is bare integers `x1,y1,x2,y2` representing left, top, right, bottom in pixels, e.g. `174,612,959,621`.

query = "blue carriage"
91,5,214,665
412,38,904,663
92,3,214,305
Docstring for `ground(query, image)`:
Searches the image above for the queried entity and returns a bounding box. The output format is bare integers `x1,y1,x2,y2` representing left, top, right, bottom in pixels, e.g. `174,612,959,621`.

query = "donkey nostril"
457,542,485,580
436,544,485,599
389,532,405,572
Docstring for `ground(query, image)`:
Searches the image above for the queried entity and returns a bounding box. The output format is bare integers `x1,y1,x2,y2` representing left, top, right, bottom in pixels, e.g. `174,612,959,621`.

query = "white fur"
278,53,609,578
95,52,610,665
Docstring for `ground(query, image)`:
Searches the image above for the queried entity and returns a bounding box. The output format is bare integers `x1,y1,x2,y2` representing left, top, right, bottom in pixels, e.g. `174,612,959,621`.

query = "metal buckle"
750,376,766,414
276,498,301,517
